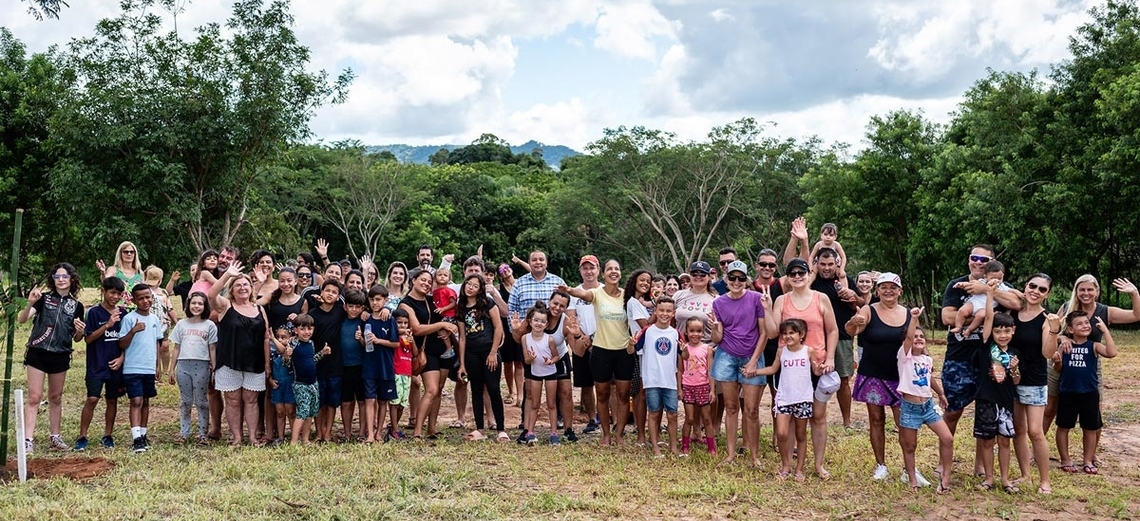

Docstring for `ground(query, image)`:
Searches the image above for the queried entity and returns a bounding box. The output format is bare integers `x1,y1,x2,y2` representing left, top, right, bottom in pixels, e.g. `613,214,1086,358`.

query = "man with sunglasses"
711,248,739,295
940,244,1022,474
810,247,866,429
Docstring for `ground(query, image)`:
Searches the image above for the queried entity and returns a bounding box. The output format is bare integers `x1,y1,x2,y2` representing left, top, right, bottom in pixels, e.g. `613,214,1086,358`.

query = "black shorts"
763,343,781,388
86,377,125,399
572,352,594,388
340,365,366,403
24,348,71,374
1057,391,1102,430
123,374,157,399
422,353,451,374
445,354,462,382
590,348,634,383
538,354,572,381
973,399,1014,440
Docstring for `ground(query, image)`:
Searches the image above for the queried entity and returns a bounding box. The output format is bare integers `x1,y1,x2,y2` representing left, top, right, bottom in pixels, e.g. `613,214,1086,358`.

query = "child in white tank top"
756,318,817,481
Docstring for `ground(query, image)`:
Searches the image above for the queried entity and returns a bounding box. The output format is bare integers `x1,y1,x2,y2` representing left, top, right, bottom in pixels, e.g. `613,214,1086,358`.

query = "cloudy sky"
3,0,1099,151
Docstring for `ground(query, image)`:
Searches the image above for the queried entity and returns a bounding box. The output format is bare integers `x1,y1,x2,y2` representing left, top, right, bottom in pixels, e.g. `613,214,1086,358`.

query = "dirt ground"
1,457,115,483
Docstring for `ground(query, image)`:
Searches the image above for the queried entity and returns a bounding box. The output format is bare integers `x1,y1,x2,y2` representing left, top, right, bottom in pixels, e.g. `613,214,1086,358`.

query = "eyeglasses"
122,250,136,255
788,271,808,278
969,254,992,263
689,271,708,277
52,274,71,280
719,260,733,266
1027,281,1049,292
726,274,748,282
756,262,777,269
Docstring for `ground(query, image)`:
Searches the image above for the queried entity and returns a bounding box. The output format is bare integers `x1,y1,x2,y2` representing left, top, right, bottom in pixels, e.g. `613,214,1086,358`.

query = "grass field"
2,292,1139,520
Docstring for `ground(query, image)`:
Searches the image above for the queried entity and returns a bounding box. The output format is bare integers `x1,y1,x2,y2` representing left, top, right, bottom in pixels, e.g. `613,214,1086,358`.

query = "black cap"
786,258,809,273
689,261,712,274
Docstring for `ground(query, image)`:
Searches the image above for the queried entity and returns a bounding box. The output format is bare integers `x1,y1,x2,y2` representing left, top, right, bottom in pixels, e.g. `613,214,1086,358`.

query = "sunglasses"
726,274,748,282
756,262,777,269
788,271,808,278
52,274,71,280
719,260,733,266
122,250,136,255
689,271,708,277
297,273,312,279
969,254,992,263
1027,281,1049,292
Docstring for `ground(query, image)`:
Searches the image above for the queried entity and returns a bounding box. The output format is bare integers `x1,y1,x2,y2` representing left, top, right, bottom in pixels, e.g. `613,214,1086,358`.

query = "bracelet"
1049,329,1061,334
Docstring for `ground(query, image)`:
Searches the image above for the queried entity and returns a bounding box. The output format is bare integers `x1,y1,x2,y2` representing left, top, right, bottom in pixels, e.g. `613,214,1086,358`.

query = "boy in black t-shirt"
975,285,1021,493
310,279,346,442
76,276,127,450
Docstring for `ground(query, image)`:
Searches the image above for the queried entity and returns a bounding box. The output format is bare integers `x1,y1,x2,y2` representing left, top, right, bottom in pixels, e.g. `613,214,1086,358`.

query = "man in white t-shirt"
566,255,601,434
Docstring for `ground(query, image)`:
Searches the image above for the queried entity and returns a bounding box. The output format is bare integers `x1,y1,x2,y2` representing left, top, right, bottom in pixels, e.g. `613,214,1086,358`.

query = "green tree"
47,0,352,269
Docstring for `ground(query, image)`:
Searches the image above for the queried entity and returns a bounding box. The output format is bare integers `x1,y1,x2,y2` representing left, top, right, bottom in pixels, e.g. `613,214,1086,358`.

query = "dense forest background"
5,0,1140,310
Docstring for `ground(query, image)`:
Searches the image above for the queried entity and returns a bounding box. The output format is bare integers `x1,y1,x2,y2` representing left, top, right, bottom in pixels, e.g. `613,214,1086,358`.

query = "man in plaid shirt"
507,251,566,324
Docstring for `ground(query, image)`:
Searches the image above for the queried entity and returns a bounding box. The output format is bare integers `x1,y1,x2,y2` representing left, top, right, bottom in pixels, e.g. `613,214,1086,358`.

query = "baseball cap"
786,258,810,273
689,261,712,274
725,260,749,275
814,371,841,402
875,272,902,287
579,255,599,267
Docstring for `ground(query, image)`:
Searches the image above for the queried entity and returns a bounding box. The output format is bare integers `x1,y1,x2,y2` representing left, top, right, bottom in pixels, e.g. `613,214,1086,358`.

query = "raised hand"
315,238,329,259
476,244,484,258
95,259,107,273
443,253,455,263
910,306,925,318
1094,316,1109,333
706,311,721,330
109,307,122,325
171,270,181,282
27,287,42,306
226,260,245,277
791,216,808,240
510,311,525,332
1045,313,1061,333
321,343,332,355
1113,278,1138,295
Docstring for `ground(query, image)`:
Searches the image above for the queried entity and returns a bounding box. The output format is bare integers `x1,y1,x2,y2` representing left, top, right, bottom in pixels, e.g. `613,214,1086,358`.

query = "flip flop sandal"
937,483,951,495
976,483,994,491
449,420,465,429
1083,464,1098,475
1060,464,1080,473
1003,484,1019,494
496,432,511,443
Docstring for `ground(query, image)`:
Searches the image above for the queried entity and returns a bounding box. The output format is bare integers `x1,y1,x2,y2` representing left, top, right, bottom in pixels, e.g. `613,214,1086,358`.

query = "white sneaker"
49,434,69,451
900,469,932,487
873,464,890,480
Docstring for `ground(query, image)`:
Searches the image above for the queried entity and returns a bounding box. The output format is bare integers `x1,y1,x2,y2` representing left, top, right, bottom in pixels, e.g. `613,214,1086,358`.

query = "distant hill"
367,140,580,168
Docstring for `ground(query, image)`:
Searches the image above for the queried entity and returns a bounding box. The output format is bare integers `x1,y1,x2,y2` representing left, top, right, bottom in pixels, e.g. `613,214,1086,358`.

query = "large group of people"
15,219,1134,495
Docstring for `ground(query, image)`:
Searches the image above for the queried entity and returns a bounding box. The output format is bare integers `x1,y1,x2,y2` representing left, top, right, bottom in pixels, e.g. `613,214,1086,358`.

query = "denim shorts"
899,398,943,429
710,349,766,386
1016,385,1047,407
644,387,678,413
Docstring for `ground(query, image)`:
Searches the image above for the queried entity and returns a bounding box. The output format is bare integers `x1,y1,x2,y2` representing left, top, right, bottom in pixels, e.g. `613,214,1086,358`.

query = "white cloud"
709,8,733,22
867,0,1096,80
593,1,680,59
641,44,694,116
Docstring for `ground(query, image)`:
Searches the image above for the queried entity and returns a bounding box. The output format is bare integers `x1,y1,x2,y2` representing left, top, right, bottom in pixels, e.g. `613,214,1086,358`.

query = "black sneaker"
132,437,146,453
564,429,578,443
582,421,600,434
515,429,529,445
142,435,152,451
100,435,115,449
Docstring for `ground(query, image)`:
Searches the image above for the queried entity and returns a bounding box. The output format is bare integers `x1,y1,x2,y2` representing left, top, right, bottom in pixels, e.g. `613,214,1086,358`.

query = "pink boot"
705,436,717,455
681,437,691,455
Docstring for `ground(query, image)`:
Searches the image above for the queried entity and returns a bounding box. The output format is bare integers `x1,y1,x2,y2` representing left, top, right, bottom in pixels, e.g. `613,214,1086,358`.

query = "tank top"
780,291,826,364
776,345,814,407
116,268,144,309
1059,339,1099,393
1010,310,1048,387
402,295,445,357
526,332,556,378
857,305,910,381
544,314,569,358
268,296,304,332
216,305,267,373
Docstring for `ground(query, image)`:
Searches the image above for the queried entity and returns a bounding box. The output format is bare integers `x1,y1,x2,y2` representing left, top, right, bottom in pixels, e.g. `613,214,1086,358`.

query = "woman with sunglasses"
18,263,86,453
1007,273,1061,494
673,261,721,434
101,241,144,308
708,260,768,466
763,258,839,479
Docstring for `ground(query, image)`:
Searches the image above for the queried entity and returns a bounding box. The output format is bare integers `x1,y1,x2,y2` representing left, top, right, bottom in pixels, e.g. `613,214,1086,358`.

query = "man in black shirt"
809,247,865,428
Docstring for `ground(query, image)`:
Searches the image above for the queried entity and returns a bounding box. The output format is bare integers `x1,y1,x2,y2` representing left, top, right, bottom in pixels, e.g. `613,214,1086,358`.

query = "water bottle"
364,323,374,353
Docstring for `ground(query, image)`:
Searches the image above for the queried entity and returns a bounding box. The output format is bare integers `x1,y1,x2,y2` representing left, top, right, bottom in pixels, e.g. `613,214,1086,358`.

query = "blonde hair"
113,241,142,273
1062,274,1099,315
